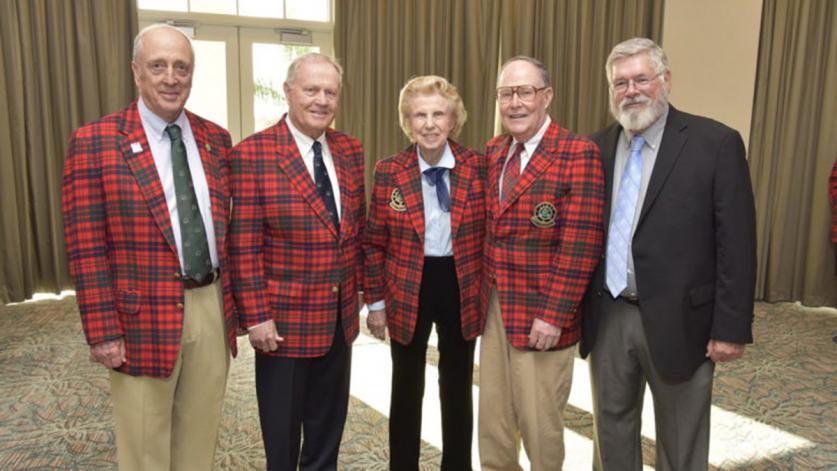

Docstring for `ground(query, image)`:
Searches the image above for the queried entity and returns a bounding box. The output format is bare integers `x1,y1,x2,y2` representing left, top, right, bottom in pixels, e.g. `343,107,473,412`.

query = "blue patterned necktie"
423,167,451,212
166,124,212,282
312,140,339,230
606,134,645,297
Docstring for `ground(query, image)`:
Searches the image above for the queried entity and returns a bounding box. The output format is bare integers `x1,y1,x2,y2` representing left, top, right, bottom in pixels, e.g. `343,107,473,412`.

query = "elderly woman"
363,75,486,470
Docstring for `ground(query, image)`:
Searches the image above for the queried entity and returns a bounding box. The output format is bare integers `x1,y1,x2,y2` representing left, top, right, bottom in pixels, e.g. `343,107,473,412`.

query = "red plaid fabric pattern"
363,141,487,345
229,117,365,358
62,101,238,378
501,142,524,202
482,120,605,350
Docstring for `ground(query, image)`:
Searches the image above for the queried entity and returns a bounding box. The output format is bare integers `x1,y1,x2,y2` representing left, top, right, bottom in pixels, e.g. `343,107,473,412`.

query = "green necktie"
166,124,212,282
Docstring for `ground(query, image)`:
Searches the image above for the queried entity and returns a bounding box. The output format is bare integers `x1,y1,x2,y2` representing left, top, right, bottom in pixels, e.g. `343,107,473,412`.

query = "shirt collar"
285,113,327,155
417,142,456,172
513,115,552,153
137,97,187,142
623,104,669,151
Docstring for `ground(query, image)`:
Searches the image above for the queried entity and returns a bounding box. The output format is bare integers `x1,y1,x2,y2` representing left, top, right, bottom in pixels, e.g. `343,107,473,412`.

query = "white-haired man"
63,24,236,470
580,37,756,470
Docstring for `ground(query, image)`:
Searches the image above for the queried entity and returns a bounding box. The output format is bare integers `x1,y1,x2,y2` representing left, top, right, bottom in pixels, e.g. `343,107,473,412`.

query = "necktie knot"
423,167,446,186
630,135,645,153
312,140,322,155
166,124,182,141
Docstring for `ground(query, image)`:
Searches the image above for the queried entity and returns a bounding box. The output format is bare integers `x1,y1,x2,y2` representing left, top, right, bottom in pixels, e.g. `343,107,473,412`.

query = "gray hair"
132,23,195,64
605,37,669,84
286,52,344,87
498,55,551,88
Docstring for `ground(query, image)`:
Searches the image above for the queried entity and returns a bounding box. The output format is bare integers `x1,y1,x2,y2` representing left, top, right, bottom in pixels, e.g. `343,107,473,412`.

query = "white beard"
611,93,668,133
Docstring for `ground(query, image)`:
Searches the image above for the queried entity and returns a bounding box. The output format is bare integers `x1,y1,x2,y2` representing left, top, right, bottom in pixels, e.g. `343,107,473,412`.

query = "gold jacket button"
332,286,339,293
176,302,185,310
173,272,181,279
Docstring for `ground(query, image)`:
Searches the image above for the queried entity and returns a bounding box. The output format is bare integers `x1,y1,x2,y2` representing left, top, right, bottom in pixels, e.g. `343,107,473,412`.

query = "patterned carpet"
0,297,834,470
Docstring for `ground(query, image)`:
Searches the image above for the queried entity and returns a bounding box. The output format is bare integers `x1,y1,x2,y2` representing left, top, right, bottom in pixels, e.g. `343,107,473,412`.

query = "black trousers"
389,256,476,471
255,316,351,471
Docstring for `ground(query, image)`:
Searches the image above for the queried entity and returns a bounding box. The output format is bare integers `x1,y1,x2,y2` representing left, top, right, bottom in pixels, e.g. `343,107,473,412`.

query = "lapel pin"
205,143,212,152
130,142,143,153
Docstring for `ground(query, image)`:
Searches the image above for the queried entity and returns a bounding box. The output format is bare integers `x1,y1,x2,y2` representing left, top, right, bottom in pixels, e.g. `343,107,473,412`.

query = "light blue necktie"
606,135,645,297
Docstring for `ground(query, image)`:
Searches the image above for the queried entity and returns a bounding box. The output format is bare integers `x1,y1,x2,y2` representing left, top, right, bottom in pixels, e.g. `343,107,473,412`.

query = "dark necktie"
165,124,212,282
312,140,339,230
422,167,451,212
501,142,524,202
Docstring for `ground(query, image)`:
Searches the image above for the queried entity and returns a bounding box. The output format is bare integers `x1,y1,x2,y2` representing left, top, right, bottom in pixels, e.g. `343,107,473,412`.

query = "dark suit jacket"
580,106,756,382
229,116,366,358
62,100,237,378
363,140,487,346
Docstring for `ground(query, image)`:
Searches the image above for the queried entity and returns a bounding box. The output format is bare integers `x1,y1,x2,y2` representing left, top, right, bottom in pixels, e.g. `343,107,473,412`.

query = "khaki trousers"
110,280,230,471
479,288,574,471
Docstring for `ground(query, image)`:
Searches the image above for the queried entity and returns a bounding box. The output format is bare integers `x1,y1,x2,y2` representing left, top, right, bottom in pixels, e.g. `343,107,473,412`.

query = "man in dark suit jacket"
580,38,757,471
229,53,366,471
62,24,236,470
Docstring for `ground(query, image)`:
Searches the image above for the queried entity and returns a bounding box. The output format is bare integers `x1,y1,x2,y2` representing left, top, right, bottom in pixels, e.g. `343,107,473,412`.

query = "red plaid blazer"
482,120,605,350
229,117,365,357
62,101,237,378
363,141,487,345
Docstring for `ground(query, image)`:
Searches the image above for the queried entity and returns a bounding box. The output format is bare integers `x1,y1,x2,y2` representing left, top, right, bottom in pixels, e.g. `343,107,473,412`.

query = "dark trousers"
255,317,352,471
389,256,476,471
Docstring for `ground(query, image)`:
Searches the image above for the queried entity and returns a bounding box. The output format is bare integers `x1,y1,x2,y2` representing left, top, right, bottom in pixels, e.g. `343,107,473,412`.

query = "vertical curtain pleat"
0,0,138,304
748,0,837,306
334,0,502,190
498,0,663,136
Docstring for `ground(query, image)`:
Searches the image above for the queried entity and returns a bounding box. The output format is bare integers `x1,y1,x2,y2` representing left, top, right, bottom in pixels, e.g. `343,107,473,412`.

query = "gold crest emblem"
389,188,407,212
530,201,557,228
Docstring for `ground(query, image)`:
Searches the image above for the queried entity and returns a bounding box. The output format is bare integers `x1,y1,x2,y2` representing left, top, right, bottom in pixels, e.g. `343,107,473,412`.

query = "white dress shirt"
138,98,219,274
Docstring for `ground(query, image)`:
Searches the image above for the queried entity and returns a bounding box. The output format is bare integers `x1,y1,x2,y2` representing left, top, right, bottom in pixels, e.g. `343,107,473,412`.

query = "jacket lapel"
449,141,472,238
394,147,426,243
118,103,179,257
637,107,687,227
274,119,339,239
499,122,558,216
188,111,226,247
327,129,351,240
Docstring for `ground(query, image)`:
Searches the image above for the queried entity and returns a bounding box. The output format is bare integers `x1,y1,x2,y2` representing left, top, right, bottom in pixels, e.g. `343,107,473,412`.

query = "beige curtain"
0,0,138,304
334,0,502,188
499,0,664,135
748,0,837,307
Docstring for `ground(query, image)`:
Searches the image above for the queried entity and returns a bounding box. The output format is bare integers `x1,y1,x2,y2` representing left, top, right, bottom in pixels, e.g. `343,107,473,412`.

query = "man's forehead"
499,61,541,85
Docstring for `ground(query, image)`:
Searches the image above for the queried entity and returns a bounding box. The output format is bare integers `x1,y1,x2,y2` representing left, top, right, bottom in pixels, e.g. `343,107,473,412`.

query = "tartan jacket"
363,141,487,345
229,116,365,357
482,120,605,350
62,100,237,378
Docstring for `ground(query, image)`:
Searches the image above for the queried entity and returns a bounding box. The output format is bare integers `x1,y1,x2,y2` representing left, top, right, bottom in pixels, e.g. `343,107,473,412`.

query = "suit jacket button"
597,291,602,297
332,286,339,293
173,272,181,279
176,302,185,310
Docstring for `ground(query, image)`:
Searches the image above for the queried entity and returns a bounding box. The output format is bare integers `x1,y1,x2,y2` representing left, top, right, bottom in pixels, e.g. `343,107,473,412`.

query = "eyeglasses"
495,85,549,103
611,72,663,93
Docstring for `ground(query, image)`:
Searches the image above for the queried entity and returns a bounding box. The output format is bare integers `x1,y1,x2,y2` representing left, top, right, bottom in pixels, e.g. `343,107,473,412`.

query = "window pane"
187,40,228,129
190,0,236,15
286,0,329,22
252,43,319,132
137,0,187,11
239,0,283,18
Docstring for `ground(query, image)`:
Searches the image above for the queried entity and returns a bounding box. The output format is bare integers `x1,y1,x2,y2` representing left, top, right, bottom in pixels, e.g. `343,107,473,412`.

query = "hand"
248,320,284,352
528,318,562,351
366,309,387,340
706,339,746,362
89,338,126,368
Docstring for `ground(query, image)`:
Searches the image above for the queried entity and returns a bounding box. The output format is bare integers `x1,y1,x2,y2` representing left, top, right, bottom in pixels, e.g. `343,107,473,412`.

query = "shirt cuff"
367,300,385,311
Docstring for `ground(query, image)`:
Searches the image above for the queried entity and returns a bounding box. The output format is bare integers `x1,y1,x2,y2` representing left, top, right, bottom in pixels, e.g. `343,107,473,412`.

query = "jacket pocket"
688,283,715,307
115,290,141,315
